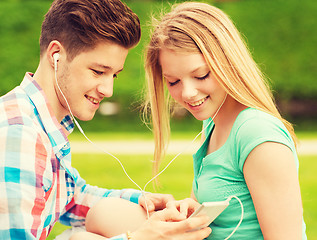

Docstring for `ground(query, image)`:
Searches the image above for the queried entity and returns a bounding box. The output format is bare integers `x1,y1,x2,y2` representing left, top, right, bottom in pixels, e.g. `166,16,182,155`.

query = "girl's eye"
196,72,210,80
168,79,180,87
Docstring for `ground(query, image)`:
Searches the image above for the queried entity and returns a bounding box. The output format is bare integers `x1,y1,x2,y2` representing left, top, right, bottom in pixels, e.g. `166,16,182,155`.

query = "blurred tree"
0,0,316,131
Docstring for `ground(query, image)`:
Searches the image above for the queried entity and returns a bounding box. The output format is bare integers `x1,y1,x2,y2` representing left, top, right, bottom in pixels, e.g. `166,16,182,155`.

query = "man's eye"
92,69,104,75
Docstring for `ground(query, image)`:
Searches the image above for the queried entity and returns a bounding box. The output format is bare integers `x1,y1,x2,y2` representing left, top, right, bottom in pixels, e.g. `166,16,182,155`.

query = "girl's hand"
166,198,201,218
131,207,212,240
139,193,175,215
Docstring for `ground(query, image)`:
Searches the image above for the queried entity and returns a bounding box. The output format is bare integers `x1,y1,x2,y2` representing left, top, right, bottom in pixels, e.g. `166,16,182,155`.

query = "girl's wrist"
126,231,132,240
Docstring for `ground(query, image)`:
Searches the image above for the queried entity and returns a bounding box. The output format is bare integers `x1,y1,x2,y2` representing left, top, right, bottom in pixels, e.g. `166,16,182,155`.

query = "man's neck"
33,60,67,122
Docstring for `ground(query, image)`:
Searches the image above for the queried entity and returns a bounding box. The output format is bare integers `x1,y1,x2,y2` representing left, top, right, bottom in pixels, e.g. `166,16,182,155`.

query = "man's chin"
76,113,96,122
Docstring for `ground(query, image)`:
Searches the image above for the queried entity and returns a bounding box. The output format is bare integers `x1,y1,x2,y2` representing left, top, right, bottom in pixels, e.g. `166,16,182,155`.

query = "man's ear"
46,40,65,70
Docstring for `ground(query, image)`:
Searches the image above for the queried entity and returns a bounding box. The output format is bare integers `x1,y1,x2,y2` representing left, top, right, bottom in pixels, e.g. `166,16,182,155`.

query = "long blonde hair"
144,2,297,175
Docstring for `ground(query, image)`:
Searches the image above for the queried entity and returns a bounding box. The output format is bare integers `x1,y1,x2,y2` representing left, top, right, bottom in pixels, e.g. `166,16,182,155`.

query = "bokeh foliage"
0,0,316,132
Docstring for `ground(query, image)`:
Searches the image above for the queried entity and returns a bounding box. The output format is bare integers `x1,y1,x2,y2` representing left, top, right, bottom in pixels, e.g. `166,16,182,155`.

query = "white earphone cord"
143,94,227,191
54,59,244,236
54,61,151,215
225,196,244,240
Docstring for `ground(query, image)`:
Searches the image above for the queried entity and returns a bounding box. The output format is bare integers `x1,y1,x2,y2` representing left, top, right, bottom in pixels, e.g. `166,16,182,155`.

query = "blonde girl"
145,2,307,239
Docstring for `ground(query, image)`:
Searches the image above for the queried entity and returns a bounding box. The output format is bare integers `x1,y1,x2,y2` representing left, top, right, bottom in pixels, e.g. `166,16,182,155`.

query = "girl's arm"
243,142,303,239
75,196,211,240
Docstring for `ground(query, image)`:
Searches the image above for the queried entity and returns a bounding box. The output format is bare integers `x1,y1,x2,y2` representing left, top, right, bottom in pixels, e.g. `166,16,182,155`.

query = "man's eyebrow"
92,63,124,73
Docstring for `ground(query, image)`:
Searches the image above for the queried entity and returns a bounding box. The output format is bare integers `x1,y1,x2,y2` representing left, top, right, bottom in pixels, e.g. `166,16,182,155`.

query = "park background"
0,0,316,239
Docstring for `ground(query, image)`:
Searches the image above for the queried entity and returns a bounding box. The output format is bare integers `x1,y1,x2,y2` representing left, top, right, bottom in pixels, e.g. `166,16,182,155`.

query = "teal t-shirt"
192,108,307,239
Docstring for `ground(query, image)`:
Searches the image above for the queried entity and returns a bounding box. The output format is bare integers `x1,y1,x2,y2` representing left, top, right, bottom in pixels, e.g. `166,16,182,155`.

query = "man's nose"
97,77,114,98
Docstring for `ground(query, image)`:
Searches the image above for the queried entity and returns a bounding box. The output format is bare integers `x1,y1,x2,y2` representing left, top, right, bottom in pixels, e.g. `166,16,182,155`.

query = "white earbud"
53,53,60,71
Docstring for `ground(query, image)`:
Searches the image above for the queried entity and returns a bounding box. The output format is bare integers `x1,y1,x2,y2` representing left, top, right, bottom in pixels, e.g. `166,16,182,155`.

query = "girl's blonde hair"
144,2,297,175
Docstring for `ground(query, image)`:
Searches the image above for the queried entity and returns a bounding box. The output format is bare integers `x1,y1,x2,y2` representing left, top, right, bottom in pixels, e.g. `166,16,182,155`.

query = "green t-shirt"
192,108,307,239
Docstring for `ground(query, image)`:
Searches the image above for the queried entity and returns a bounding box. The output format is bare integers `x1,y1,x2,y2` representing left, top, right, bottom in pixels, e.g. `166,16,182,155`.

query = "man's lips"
85,95,101,104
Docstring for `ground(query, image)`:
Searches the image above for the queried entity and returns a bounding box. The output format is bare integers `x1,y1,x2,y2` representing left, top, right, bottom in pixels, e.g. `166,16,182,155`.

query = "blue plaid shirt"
0,73,141,239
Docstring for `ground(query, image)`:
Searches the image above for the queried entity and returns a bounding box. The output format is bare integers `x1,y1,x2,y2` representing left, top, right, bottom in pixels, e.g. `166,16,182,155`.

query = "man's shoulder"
0,87,35,127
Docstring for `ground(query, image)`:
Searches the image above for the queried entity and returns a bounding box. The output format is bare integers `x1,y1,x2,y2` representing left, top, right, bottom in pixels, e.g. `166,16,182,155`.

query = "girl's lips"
187,96,209,107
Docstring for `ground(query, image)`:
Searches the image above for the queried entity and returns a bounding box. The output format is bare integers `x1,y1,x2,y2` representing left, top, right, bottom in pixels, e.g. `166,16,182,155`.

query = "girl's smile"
159,48,227,121
187,96,210,108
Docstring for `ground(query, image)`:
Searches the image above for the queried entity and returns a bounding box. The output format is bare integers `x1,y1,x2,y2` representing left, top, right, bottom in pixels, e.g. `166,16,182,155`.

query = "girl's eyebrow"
191,65,209,74
163,65,209,78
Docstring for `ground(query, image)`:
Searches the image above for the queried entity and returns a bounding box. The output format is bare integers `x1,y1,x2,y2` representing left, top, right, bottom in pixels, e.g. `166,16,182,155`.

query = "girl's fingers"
179,201,189,217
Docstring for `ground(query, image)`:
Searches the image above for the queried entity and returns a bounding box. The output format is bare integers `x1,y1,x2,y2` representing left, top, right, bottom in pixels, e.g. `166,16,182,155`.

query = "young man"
0,0,211,239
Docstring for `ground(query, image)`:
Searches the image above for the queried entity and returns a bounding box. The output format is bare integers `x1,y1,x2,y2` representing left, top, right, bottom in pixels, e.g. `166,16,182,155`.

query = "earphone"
53,53,60,72
53,52,60,63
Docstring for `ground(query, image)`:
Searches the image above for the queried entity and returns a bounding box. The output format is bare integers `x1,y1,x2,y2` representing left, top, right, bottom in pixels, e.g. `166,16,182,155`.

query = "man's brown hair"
40,0,141,59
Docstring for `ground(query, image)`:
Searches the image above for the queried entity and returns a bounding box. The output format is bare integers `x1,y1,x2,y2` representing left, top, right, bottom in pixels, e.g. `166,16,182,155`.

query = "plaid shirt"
0,73,141,239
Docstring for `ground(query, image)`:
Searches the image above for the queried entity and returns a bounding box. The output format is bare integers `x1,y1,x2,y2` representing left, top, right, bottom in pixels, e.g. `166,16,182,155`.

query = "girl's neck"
208,97,247,154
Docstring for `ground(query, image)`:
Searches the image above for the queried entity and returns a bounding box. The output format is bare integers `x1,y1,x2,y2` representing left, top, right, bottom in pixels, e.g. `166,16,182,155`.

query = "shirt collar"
21,72,75,156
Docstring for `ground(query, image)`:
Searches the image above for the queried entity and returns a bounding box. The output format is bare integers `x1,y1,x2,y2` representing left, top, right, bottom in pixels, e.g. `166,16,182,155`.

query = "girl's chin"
190,112,210,121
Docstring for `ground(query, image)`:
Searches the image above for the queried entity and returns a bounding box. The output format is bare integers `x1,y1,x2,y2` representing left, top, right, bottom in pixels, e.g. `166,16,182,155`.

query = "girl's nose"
182,81,198,100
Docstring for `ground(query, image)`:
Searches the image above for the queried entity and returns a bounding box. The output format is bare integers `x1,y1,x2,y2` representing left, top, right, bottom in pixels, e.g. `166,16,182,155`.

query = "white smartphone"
188,200,229,229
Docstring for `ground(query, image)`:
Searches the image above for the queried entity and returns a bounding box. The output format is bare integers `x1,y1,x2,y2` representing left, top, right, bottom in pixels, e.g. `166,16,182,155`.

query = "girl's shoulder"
232,108,296,171
233,108,288,137
233,108,295,153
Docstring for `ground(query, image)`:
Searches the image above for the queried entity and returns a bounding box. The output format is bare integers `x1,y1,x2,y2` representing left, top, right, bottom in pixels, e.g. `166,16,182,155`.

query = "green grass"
299,155,317,239
69,129,317,142
47,153,194,239
69,130,201,141
47,152,316,239
296,131,317,140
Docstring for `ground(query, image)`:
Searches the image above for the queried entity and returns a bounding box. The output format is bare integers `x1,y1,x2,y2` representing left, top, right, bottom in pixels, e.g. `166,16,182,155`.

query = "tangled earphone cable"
53,54,242,234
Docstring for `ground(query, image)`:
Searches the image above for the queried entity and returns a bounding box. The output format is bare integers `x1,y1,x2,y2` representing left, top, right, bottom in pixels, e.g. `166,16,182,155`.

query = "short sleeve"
235,113,295,172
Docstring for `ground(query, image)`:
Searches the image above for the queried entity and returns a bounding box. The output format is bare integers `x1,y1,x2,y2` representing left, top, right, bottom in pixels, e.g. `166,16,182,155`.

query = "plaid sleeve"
59,173,142,226
0,124,51,239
